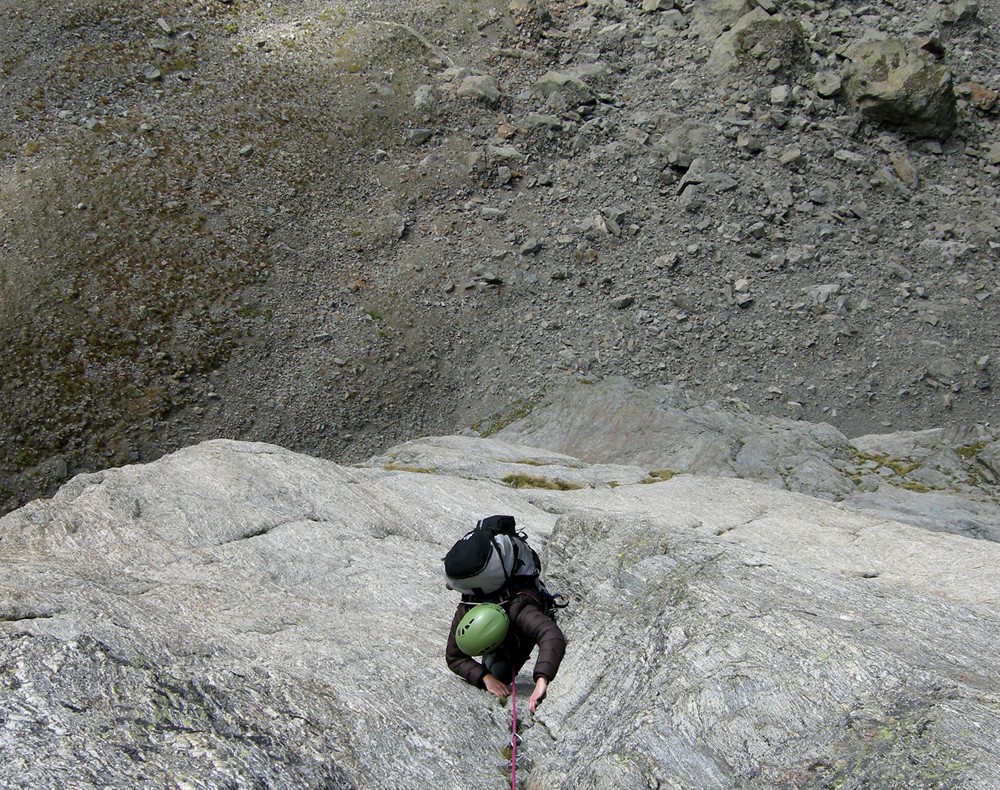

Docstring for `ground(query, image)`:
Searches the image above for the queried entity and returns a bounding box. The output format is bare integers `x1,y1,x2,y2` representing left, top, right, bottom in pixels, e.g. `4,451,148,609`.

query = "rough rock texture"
708,8,811,78
3,393,1000,787
843,37,957,139
495,376,1000,540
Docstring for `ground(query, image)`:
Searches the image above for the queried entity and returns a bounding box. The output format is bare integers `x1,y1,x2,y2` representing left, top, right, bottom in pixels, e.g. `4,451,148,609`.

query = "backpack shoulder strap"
490,534,514,587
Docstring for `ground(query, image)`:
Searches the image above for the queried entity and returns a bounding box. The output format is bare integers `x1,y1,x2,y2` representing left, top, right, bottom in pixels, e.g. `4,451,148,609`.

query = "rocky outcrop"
531,70,597,107
494,377,1000,541
708,8,811,78
842,37,958,139
3,406,1000,787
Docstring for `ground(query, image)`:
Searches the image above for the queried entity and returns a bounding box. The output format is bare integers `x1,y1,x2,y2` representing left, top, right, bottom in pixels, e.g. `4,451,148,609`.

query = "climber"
443,515,567,713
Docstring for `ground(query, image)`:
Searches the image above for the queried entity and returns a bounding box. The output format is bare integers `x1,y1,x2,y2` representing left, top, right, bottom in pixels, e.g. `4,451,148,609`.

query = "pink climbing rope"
510,672,518,790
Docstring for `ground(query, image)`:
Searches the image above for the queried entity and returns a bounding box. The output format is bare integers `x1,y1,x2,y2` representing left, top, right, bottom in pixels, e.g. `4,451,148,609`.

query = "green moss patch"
383,464,436,474
642,468,678,484
501,473,582,491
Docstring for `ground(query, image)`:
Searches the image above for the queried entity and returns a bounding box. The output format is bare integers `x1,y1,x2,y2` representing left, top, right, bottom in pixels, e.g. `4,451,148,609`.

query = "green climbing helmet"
455,603,509,656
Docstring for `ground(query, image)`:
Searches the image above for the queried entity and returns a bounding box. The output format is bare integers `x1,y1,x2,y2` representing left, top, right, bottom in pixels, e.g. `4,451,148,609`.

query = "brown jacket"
445,590,566,688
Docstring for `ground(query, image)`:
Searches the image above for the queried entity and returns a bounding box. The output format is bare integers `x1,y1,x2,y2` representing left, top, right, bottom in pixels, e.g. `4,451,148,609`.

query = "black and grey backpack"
443,515,566,611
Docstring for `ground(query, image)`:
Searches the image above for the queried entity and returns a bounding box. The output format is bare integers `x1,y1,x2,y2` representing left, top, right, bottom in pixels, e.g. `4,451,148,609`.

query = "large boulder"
842,37,957,140
493,377,1000,538
456,74,501,105
708,8,811,78
532,70,597,107
3,429,1000,788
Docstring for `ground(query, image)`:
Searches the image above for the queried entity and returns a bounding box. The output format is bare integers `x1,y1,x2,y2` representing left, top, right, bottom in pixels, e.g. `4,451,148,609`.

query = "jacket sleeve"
512,598,567,682
445,604,488,688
